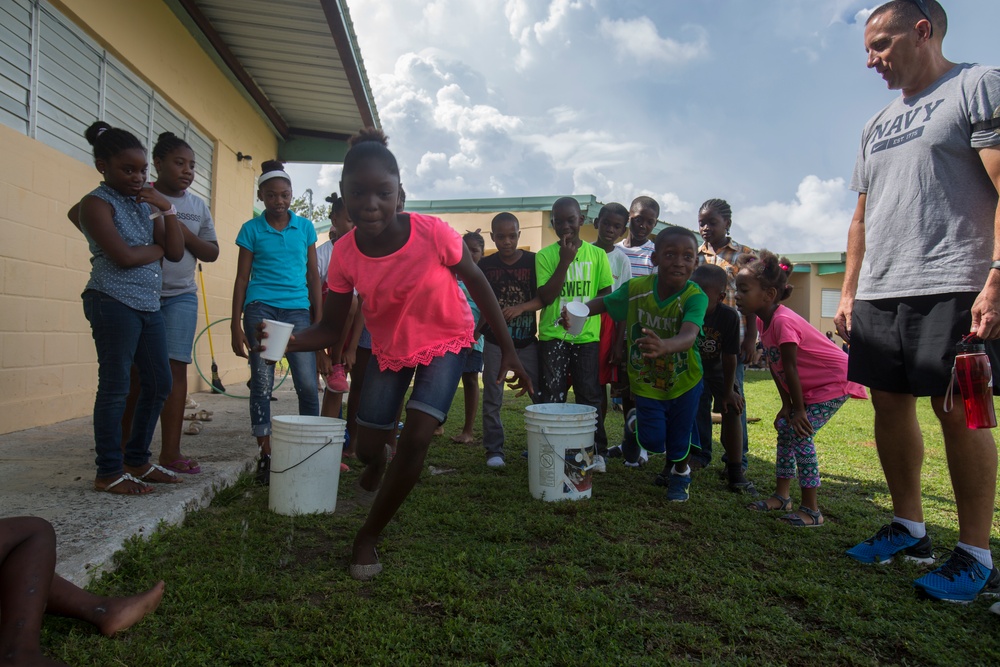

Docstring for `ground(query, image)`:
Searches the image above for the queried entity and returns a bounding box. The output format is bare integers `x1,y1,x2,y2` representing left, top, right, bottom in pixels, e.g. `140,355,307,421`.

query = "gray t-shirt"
160,191,216,298
851,63,1000,300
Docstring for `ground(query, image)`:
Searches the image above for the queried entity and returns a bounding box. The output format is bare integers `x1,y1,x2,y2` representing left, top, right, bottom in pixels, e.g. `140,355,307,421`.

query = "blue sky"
286,0,995,252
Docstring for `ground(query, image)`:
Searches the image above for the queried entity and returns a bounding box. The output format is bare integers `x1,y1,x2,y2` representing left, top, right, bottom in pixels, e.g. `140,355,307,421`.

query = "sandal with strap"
779,505,824,528
747,493,792,512
94,473,154,495
132,463,182,484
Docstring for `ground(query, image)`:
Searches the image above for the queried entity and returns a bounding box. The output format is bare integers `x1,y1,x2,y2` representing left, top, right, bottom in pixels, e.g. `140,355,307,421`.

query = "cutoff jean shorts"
355,351,465,429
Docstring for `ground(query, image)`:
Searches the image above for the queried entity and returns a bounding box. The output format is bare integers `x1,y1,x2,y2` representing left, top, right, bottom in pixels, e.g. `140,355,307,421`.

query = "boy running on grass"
564,226,707,501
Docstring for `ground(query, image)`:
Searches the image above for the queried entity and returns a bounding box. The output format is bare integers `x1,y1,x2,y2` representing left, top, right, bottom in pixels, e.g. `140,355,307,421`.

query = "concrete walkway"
0,387,305,585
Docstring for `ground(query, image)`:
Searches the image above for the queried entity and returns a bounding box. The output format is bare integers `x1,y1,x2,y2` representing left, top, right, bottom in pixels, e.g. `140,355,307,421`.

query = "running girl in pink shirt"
282,129,533,580
736,250,866,527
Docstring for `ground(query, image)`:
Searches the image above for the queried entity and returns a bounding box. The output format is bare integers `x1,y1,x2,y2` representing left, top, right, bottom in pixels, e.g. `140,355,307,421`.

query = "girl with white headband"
231,159,325,483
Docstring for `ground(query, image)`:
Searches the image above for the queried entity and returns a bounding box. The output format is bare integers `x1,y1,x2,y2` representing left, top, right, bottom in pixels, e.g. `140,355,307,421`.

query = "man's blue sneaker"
666,472,691,502
913,547,1000,603
845,522,935,565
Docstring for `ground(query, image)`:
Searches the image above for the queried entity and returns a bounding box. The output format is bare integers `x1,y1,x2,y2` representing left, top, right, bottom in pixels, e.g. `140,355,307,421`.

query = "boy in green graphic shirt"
564,226,707,501
536,197,613,470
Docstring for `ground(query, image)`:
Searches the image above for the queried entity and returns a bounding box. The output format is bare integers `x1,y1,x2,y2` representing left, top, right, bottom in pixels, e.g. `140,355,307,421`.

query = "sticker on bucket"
525,403,597,502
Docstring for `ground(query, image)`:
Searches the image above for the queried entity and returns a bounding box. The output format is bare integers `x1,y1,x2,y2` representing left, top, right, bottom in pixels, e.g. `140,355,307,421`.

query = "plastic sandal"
164,458,201,474
134,463,181,484
779,505,824,528
747,494,792,512
94,473,153,495
183,421,202,435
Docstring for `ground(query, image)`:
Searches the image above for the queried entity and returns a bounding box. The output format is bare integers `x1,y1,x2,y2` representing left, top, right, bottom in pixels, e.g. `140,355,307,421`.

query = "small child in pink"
283,129,532,581
737,250,867,527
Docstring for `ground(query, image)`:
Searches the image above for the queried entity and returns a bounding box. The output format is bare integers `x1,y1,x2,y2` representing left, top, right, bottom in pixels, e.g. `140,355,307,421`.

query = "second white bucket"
269,415,345,515
525,403,598,502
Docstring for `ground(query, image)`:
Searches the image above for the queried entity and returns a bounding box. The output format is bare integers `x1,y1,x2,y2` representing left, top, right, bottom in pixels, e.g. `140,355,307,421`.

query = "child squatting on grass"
562,227,707,502
272,128,533,581
737,251,867,527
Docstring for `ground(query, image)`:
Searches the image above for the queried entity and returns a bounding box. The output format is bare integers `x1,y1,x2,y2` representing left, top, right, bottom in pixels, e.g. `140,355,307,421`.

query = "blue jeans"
356,351,465,428
243,302,319,437
83,290,171,477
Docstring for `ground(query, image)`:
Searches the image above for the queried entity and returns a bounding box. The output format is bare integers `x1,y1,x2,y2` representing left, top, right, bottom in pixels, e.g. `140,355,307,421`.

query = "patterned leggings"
774,395,848,488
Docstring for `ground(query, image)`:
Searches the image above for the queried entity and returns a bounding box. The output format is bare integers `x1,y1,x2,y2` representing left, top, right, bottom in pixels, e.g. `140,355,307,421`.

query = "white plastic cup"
260,319,294,362
564,301,590,337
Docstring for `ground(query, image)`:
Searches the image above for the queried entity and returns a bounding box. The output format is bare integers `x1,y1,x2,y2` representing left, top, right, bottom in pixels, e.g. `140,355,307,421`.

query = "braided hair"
700,198,733,223
344,127,399,179
152,131,191,161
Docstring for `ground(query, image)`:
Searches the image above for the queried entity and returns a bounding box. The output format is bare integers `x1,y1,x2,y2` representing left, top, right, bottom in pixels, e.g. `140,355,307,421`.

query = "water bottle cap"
957,338,985,354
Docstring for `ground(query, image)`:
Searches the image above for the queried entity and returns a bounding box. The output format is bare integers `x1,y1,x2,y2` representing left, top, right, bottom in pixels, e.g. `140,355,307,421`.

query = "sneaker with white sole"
666,471,691,502
326,363,350,393
846,522,935,565
486,456,505,468
592,455,607,473
913,547,1000,603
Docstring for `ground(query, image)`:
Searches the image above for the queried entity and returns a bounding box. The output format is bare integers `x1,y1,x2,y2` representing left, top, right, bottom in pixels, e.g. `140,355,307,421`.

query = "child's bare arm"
779,342,813,437
503,295,544,321
80,196,164,268
720,352,744,414
636,321,700,358
537,234,580,306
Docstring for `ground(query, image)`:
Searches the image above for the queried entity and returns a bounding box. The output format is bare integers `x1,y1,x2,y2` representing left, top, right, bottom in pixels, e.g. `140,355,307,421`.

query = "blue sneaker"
846,522,935,565
913,547,1000,603
666,472,691,502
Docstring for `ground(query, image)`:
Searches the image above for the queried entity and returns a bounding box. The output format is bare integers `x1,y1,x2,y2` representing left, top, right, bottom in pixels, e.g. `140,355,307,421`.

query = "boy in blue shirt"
565,227,707,501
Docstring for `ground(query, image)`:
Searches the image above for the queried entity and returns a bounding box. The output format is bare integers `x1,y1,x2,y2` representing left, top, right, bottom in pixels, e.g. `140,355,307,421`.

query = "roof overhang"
166,0,379,162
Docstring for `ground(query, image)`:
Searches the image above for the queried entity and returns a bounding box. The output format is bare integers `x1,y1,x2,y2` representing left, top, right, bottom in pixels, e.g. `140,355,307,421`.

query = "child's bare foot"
95,580,165,637
450,432,475,444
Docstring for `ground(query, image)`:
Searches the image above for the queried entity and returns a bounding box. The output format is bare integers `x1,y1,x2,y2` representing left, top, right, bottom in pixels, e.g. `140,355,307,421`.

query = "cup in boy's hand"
562,301,589,336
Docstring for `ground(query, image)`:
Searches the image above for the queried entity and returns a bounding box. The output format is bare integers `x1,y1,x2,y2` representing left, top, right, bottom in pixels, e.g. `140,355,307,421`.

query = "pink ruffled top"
328,213,474,371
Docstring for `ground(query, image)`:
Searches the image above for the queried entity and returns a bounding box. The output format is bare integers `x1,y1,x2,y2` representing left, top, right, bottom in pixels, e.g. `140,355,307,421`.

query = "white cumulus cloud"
598,16,709,64
737,176,855,254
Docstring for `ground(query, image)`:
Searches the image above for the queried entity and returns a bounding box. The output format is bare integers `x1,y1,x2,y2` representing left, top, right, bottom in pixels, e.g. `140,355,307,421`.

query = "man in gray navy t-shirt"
835,0,1000,604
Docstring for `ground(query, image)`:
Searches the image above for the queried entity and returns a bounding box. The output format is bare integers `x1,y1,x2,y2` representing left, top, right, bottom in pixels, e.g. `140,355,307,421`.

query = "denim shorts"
358,325,372,350
461,347,484,374
161,292,199,364
356,351,464,428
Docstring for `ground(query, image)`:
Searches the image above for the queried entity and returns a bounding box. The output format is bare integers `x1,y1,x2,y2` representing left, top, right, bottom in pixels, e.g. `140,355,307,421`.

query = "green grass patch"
44,373,1000,665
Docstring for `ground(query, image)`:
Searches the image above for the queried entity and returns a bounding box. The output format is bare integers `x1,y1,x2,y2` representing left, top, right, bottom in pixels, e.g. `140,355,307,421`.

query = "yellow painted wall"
416,209,600,253
0,0,278,434
787,269,847,341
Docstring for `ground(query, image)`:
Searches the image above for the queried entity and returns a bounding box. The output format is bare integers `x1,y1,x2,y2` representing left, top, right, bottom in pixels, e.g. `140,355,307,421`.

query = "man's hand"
834,293,854,343
972,281,1000,340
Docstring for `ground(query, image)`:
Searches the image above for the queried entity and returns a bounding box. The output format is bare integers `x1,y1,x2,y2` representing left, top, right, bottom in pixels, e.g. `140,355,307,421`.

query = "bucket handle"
535,428,598,472
270,437,339,475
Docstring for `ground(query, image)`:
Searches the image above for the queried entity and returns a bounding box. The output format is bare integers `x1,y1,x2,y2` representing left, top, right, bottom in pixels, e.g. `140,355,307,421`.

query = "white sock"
892,516,926,539
957,542,994,569
671,464,691,477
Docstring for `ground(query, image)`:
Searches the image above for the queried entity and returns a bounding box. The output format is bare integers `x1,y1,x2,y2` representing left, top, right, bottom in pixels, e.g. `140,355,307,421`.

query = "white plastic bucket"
269,415,345,515
525,403,598,502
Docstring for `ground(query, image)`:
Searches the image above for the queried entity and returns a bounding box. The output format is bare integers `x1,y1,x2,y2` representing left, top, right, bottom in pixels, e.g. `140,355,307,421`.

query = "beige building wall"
787,269,846,340
427,210,599,254
0,0,278,434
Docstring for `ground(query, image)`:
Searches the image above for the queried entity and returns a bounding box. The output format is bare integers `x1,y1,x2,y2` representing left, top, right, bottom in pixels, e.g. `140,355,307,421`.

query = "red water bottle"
954,338,997,429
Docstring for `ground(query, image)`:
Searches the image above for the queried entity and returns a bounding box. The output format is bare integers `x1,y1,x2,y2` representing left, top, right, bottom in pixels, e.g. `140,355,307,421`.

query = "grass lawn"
44,373,1000,666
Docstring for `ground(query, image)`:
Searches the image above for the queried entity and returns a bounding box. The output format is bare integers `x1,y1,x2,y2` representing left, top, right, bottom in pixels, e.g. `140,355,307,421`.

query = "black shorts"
848,293,1000,397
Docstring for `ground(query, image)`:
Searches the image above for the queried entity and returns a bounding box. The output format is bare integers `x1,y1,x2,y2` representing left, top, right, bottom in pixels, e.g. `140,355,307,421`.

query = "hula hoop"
192,317,289,399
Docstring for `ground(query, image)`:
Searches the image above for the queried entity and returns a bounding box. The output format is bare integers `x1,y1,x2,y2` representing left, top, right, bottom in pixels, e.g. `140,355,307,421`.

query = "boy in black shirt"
478,213,541,467
690,265,755,493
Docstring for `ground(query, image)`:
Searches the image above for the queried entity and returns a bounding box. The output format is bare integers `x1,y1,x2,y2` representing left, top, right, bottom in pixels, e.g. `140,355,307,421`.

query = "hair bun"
260,159,285,174
348,127,389,148
84,121,113,146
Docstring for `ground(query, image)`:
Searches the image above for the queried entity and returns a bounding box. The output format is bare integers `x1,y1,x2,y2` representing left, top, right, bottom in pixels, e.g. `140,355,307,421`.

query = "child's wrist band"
149,204,178,220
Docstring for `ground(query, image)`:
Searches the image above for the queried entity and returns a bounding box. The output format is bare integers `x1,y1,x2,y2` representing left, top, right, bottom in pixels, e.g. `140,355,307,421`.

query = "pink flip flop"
164,458,201,474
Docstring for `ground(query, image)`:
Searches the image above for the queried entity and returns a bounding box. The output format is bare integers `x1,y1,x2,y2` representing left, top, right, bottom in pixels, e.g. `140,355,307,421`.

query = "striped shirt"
615,240,655,277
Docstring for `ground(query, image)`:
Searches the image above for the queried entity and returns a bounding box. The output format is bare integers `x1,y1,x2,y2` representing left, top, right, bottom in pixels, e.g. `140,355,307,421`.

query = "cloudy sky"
286,0,995,253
